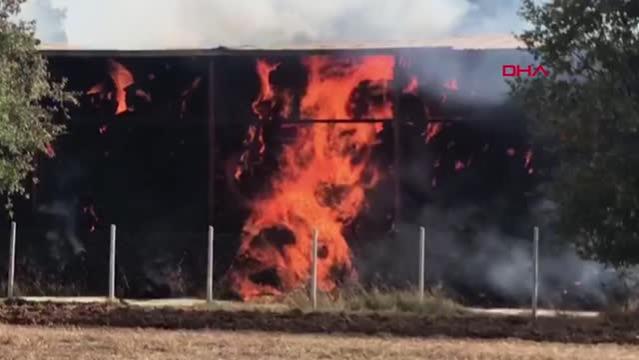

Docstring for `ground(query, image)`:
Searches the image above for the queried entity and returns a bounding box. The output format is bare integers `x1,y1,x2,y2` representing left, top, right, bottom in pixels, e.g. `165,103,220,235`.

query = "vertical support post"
109,224,116,301
7,221,16,298
532,226,539,320
207,58,217,232
392,109,401,226
207,225,214,303
310,228,319,310
392,56,402,229
419,226,426,302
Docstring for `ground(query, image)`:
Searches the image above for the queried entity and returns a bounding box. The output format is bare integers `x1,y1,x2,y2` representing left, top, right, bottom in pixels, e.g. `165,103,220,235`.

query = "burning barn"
6,37,594,306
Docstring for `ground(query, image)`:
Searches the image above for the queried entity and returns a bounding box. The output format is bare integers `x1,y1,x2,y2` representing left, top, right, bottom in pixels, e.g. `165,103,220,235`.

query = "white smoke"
19,0,536,49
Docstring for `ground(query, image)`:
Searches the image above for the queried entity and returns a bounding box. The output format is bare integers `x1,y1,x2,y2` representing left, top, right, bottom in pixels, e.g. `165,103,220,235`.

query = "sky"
18,0,536,49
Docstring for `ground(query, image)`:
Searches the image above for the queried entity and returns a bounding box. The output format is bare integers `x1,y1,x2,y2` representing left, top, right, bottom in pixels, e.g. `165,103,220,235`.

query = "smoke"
17,0,67,43
19,0,537,49
419,203,618,308
357,199,625,309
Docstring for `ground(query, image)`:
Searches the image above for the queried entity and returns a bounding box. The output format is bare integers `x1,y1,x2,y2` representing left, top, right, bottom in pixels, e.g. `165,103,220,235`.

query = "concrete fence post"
532,226,539,320
7,221,16,298
419,226,426,302
311,228,319,310
109,224,116,302
207,225,214,303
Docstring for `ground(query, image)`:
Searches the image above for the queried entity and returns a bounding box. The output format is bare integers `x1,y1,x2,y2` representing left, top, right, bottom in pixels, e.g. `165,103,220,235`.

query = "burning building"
8,36,601,307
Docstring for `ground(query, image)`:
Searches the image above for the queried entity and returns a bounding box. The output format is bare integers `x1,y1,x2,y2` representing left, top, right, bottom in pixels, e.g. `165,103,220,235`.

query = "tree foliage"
0,0,75,212
512,0,639,266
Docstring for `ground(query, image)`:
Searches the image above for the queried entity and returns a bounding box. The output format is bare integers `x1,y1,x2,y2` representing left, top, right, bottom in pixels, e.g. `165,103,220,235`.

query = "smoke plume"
20,0,538,49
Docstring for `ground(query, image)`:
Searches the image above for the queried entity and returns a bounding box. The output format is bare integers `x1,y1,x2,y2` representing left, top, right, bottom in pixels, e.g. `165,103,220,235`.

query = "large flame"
229,55,394,300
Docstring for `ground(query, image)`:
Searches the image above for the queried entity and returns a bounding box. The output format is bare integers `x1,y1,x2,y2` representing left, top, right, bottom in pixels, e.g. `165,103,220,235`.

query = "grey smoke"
19,0,542,49
18,0,67,43
358,200,624,308
38,198,86,260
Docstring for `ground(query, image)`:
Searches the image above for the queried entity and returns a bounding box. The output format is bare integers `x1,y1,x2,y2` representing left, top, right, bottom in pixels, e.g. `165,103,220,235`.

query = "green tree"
512,0,639,266
0,0,75,213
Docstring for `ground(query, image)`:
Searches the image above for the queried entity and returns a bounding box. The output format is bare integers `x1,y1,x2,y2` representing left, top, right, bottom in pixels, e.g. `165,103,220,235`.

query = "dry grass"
283,286,464,316
0,324,637,360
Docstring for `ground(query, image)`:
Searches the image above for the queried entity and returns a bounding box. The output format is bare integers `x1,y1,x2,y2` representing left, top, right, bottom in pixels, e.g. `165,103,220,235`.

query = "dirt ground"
1,324,638,360
1,301,639,345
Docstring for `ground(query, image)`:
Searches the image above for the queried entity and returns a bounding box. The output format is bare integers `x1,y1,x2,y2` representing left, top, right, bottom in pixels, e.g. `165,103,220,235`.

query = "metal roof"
39,34,525,57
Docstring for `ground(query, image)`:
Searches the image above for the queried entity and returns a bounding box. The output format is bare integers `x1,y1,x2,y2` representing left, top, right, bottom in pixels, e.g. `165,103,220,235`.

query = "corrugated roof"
39,34,524,53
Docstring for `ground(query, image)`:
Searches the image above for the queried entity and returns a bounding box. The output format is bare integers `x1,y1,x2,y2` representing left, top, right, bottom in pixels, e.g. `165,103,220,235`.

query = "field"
1,299,639,343
2,298,639,359
2,324,639,360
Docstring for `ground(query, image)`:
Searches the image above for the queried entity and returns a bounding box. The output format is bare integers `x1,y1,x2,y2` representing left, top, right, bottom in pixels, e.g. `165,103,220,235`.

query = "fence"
3,221,543,318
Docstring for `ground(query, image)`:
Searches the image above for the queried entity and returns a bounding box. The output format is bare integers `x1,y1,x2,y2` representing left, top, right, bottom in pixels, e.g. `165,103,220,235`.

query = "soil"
3,324,639,360
1,300,638,345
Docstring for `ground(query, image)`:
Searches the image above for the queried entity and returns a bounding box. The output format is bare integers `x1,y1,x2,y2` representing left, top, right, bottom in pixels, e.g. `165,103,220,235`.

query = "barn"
3,36,562,305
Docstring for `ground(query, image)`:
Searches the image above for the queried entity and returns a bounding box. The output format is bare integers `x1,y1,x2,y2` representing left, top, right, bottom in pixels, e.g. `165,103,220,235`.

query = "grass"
0,324,636,360
282,286,465,316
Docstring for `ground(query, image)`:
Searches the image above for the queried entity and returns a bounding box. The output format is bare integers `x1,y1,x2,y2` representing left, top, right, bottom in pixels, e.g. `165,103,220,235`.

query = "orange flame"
229,55,394,299
233,60,287,182
86,60,134,115
301,56,393,119
109,60,134,115
252,60,281,119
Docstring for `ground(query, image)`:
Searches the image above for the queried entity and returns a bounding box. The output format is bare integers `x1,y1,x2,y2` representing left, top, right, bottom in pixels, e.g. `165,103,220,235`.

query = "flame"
87,83,104,96
234,60,288,182
252,60,280,119
86,60,134,115
301,56,393,119
229,55,393,299
108,60,134,115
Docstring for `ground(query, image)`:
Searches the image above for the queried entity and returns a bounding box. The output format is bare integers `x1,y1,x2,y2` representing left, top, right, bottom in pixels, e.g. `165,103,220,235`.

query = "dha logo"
502,64,549,78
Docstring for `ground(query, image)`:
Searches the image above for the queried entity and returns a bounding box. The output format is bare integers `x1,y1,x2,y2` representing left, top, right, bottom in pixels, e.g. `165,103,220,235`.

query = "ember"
424,122,444,143
44,143,56,158
525,149,534,174
228,55,394,299
443,79,459,91
403,76,419,95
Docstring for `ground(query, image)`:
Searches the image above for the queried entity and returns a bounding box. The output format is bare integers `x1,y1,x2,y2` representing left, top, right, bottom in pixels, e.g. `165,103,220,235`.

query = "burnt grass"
1,300,639,344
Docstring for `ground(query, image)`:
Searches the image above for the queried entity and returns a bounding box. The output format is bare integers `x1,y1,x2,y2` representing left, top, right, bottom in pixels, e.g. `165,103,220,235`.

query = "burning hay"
228,56,394,300
22,46,591,308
